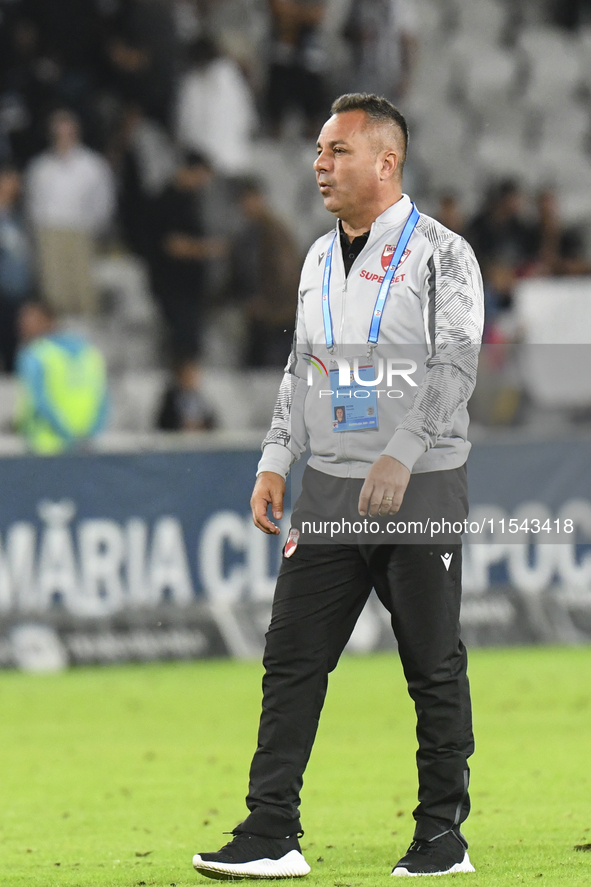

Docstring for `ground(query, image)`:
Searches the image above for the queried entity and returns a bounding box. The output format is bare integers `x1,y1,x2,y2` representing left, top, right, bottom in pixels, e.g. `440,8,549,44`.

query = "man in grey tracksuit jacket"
193,94,484,880
259,191,483,482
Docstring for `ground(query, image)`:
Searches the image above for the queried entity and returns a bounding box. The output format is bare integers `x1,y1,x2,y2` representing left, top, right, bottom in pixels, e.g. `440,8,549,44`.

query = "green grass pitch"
0,647,590,886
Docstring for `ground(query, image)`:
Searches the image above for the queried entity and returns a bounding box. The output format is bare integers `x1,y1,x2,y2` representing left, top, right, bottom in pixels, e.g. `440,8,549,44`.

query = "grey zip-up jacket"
258,195,484,480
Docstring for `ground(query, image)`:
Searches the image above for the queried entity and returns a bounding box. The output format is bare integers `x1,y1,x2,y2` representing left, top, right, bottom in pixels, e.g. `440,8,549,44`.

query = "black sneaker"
391,830,475,877
192,831,311,880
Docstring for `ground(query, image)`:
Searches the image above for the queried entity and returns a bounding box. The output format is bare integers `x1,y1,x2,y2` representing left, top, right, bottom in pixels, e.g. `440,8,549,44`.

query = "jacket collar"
333,194,413,247
371,194,413,232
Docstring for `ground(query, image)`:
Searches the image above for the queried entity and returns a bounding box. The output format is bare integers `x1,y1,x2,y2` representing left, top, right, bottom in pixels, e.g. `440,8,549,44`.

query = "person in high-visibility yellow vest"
15,301,109,454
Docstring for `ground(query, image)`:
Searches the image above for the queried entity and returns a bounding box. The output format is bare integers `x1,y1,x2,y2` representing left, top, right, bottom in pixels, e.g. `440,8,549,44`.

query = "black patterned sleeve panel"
261,298,308,455
397,219,484,450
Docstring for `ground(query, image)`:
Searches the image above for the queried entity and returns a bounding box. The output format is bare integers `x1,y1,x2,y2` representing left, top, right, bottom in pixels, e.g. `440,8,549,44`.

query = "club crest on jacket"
381,245,411,272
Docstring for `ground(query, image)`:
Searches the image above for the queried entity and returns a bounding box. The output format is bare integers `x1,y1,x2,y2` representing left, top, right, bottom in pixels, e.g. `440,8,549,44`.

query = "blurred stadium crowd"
1,0,591,448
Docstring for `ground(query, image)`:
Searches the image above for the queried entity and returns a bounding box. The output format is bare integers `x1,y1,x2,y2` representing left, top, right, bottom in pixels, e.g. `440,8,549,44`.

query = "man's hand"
358,455,410,517
251,471,285,534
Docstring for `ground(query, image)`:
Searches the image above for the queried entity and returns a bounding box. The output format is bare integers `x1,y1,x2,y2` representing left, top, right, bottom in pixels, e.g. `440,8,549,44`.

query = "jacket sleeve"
257,293,310,479
382,234,484,471
16,347,74,442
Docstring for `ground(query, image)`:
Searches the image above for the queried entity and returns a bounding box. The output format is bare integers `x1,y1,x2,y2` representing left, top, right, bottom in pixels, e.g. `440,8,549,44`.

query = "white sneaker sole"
391,852,475,877
192,848,311,880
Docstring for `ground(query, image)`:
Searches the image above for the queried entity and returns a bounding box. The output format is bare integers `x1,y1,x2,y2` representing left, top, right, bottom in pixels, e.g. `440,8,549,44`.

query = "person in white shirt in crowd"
175,36,257,175
25,108,116,316
199,0,268,94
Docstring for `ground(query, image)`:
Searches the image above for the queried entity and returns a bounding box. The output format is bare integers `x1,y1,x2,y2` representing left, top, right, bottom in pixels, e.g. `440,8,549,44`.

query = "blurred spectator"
146,151,227,361
529,187,561,276
0,15,59,166
0,164,34,372
466,180,537,273
20,0,102,78
25,108,116,315
343,0,418,101
110,103,176,258
197,0,269,93
549,0,591,28
157,358,216,431
554,229,591,276
15,300,109,454
530,188,591,277
102,0,178,124
173,0,203,46
465,179,538,320
436,192,465,236
18,0,103,127
265,0,329,138
175,36,257,174
228,176,300,367
481,263,515,332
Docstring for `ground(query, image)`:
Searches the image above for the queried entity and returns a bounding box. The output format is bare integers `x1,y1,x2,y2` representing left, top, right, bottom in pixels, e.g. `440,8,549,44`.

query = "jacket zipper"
339,278,348,459
339,277,348,350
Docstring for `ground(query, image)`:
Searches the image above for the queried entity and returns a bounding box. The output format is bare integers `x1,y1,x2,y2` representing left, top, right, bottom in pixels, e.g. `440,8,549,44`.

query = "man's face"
314,110,384,220
49,111,79,149
0,170,21,205
240,190,265,219
18,305,52,343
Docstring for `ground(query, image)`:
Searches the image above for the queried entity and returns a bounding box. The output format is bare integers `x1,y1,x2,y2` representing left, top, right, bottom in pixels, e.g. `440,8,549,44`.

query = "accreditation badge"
330,359,379,432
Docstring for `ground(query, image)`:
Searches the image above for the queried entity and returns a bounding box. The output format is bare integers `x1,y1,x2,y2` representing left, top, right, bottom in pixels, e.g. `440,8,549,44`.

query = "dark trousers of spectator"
236,472,474,842
155,287,204,360
0,297,22,372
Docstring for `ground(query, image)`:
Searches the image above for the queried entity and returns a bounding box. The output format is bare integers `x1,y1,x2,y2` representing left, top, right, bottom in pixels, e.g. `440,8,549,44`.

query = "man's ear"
379,149,400,181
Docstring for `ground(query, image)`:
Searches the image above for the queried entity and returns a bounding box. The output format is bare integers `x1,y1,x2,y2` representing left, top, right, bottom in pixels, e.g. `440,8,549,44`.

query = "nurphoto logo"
304,354,418,388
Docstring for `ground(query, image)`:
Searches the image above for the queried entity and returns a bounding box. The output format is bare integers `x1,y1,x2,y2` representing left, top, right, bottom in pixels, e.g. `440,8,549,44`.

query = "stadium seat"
514,277,591,408
535,102,590,155
475,97,530,145
414,106,473,168
452,41,519,110
403,46,453,120
453,0,507,43
518,25,583,104
531,145,591,190
93,254,158,325
560,189,591,226
61,315,160,375
0,375,18,434
475,132,528,181
201,368,283,432
109,370,168,432
411,0,442,49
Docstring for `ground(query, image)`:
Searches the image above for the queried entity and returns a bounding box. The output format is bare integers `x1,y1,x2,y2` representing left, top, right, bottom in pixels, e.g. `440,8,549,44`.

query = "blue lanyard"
321,234,336,350
321,203,420,351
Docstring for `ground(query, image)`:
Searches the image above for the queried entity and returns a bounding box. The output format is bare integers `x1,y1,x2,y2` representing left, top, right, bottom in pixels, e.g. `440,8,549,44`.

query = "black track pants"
237,475,474,841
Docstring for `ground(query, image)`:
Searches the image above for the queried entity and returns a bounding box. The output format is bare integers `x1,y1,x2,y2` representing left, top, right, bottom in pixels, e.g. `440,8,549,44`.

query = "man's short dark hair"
330,93,409,171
